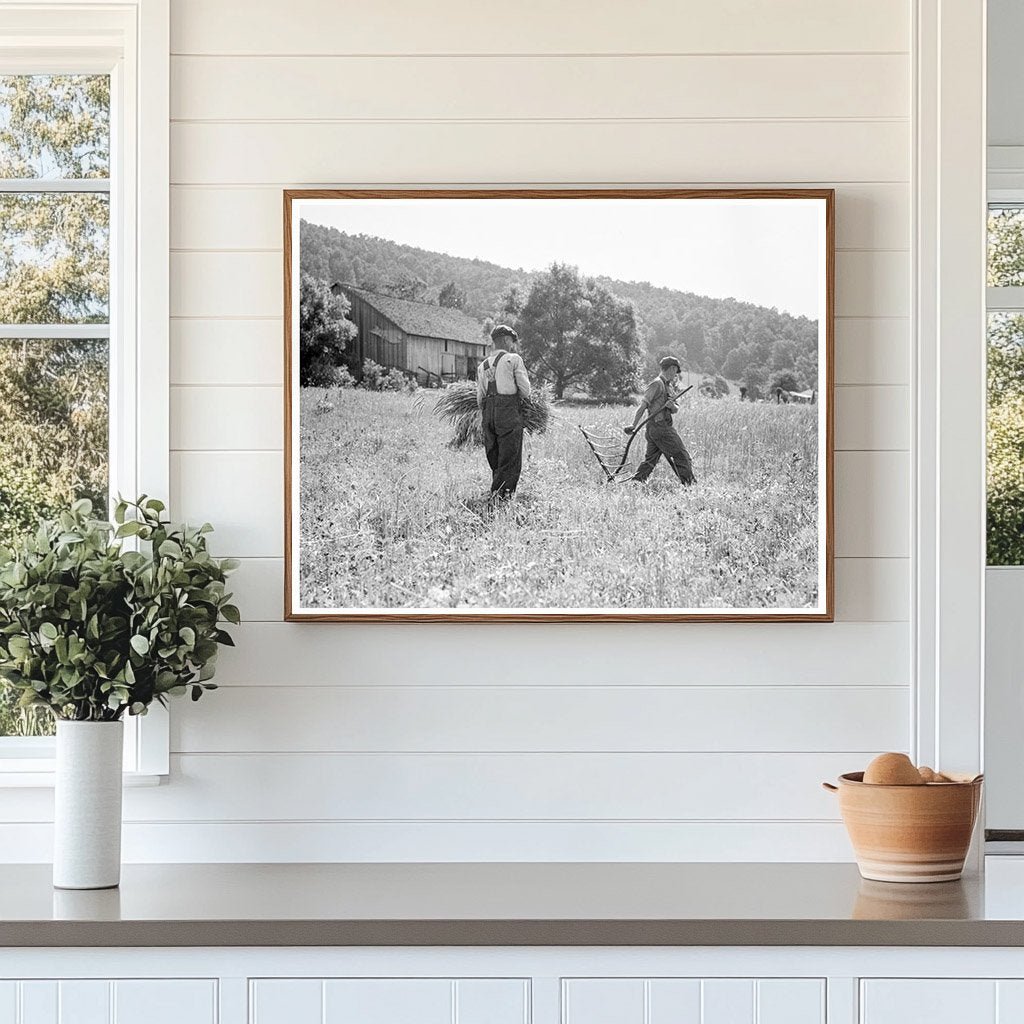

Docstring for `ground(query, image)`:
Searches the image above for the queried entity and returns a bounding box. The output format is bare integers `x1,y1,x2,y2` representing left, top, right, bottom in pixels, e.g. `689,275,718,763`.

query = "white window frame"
913,0,987,867
982,175,1024,840
0,0,169,785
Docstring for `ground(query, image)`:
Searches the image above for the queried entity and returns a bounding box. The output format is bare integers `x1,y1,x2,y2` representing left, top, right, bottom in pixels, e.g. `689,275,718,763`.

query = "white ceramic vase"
53,719,124,889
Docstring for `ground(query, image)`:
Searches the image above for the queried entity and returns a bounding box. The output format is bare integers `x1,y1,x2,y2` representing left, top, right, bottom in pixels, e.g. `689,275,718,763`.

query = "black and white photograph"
285,189,833,621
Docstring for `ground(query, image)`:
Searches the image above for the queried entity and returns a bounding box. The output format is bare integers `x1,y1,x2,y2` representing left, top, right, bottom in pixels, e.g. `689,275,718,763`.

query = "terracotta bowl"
822,771,983,883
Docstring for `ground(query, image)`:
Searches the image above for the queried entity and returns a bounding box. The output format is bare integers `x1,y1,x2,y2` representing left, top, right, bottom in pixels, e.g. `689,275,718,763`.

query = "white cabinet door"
0,980,216,1024
249,978,528,1024
562,978,825,1024
861,980,1024,1023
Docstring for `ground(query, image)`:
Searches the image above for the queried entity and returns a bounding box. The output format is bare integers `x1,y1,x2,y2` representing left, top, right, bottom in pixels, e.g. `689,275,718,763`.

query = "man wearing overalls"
625,355,696,485
476,324,532,500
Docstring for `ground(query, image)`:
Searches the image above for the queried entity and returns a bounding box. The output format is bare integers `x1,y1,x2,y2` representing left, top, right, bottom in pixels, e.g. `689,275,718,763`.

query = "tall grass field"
298,388,820,611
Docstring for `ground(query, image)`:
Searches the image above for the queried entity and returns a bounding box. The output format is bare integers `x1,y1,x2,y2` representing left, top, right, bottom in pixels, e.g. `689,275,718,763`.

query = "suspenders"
483,350,507,398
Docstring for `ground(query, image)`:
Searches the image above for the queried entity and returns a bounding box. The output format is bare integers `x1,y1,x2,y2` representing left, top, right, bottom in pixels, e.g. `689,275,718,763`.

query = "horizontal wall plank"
169,384,903,453
171,252,280,317
833,558,909,621
171,448,906,559
227,556,909,623
116,752,871,820
835,250,908,318
170,121,909,185
210,621,909,686
834,451,909,557
0,820,856,862
171,250,907,319
834,318,909,385
171,183,909,251
171,54,909,121
170,0,909,56
170,451,283,557
170,684,909,754
171,385,282,450
168,315,911,388
170,319,283,386
834,385,909,450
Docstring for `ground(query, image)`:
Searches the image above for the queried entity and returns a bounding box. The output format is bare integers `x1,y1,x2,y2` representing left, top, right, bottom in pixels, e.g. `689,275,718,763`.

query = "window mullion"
0,324,110,339
987,286,1024,312
0,178,110,193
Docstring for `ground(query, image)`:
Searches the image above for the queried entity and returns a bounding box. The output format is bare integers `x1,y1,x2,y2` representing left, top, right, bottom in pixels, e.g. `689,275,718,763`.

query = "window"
987,205,1024,565
0,4,169,779
0,74,111,739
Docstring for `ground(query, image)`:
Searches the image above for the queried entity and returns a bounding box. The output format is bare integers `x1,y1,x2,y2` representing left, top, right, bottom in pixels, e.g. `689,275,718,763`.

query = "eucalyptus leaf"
0,496,238,721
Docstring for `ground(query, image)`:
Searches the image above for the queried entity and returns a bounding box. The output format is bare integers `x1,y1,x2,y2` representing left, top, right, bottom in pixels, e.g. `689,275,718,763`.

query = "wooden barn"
332,284,490,384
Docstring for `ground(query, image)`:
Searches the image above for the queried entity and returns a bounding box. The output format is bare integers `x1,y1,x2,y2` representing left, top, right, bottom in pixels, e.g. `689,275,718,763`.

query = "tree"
376,272,427,302
438,281,467,309
721,343,755,382
770,371,800,394
988,394,1024,564
678,312,706,368
516,263,641,399
299,274,357,385
744,364,768,394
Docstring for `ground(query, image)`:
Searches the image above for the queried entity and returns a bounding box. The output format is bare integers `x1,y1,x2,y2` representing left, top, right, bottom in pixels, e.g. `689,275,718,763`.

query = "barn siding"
0,0,914,863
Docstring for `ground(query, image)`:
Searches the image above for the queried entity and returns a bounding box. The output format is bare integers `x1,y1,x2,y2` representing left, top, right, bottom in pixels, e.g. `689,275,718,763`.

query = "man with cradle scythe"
624,355,696,485
476,324,532,501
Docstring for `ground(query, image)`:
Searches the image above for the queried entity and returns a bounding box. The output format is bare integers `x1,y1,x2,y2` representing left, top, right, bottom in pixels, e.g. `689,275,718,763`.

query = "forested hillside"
299,220,820,391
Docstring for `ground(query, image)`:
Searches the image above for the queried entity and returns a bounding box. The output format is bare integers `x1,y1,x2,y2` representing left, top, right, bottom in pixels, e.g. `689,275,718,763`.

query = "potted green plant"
0,496,239,889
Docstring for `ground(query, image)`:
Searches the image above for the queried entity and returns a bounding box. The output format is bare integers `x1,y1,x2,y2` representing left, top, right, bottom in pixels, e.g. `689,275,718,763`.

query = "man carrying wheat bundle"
625,355,696,486
476,324,532,501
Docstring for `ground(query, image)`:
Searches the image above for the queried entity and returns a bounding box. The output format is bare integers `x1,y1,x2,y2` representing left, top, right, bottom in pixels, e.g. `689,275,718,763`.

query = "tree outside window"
0,75,111,737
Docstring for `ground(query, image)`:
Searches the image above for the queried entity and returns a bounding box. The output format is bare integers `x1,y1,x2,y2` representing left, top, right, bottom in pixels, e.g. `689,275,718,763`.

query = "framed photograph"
284,189,834,622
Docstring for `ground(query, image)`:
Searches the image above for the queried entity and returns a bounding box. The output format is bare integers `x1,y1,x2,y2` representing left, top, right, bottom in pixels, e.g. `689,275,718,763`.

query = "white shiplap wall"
3,0,914,862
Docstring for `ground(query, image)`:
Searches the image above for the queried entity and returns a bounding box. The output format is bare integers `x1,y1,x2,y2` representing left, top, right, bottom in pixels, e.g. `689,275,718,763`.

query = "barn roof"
338,285,488,346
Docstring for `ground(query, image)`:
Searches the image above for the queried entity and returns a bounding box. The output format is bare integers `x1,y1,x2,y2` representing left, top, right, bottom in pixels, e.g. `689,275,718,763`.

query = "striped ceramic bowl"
822,771,983,883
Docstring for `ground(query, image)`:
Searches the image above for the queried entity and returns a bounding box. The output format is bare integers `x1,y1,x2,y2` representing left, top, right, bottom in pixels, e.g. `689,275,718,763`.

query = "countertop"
5,861,1024,947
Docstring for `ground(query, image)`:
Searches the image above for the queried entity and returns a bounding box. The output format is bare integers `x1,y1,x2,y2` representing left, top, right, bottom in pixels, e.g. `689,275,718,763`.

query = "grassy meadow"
298,388,820,611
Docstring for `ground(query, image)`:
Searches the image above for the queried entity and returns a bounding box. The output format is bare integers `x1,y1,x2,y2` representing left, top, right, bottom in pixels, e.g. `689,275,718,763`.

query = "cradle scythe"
578,384,694,483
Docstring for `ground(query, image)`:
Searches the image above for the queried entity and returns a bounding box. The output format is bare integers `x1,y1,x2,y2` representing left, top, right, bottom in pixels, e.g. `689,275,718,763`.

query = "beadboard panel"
563,978,826,1024
170,249,907,319
170,121,909,186
250,979,529,1024
169,449,906,559
168,315,911,388
170,183,909,251
170,0,909,56
169,384,905,453
171,54,908,121
169,685,909,754
224,556,909,623
3,981,218,1024
0,821,855,862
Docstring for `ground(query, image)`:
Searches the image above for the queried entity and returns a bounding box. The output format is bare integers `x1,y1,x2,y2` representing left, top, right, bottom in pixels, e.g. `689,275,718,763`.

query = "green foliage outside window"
988,209,1024,565
0,75,110,736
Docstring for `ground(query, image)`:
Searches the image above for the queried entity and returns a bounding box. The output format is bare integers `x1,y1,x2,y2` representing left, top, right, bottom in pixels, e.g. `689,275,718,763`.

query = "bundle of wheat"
431,381,551,448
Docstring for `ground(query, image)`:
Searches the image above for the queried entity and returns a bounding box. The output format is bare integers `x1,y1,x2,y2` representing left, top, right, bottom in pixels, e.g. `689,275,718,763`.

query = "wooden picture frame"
284,188,834,622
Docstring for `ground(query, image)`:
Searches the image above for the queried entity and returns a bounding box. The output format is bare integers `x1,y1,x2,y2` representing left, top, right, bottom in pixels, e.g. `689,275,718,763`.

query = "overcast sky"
299,197,825,321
